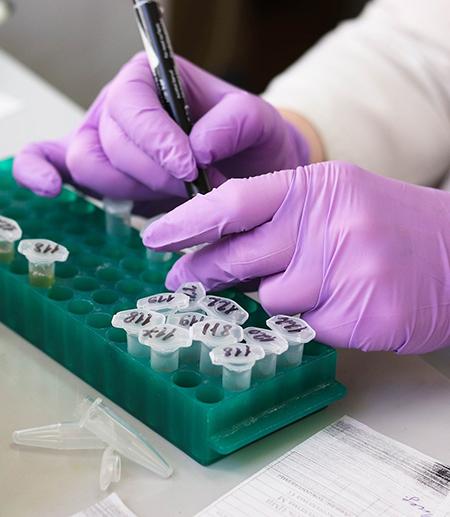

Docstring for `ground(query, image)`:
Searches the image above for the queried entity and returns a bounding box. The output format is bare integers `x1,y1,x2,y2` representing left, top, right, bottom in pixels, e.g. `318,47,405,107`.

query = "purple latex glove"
143,161,450,354
13,53,308,208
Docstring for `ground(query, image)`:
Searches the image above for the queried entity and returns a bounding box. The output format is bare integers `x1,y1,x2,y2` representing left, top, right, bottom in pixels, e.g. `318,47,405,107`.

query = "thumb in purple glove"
143,161,450,355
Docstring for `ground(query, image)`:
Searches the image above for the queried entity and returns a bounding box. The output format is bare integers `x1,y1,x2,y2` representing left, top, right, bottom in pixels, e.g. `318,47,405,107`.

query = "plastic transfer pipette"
77,397,173,478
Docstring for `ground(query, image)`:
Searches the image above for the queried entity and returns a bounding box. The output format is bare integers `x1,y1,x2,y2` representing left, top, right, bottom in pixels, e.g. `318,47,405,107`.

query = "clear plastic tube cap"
190,318,244,349
138,324,191,354
244,327,288,355
77,397,173,478
167,311,207,329
210,343,265,372
137,292,189,313
266,315,316,343
18,239,69,264
0,215,22,242
100,446,121,491
112,309,165,336
199,296,248,325
175,282,206,311
103,198,133,215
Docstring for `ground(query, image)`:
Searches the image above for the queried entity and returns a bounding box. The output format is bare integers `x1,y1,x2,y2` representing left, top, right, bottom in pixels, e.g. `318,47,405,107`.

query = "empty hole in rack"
86,312,111,329
196,384,224,404
0,194,10,208
2,206,28,220
48,286,73,302
172,370,202,388
45,211,65,225
73,276,99,292
70,199,95,214
84,234,105,247
92,289,119,305
20,220,43,236
65,223,85,235
116,279,143,295
102,244,126,260
121,256,147,273
13,189,33,201
43,231,62,243
96,266,121,282
0,176,15,191
78,255,102,268
68,299,93,315
141,269,165,284
106,328,127,343
56,263,78,279
9,259,28,275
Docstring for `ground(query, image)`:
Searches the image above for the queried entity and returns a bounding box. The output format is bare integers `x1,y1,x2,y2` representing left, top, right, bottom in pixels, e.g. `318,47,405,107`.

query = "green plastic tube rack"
0,157,346,465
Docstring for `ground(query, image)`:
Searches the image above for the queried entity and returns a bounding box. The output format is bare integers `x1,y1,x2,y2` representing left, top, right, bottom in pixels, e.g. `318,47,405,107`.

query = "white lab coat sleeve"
262,0,450,185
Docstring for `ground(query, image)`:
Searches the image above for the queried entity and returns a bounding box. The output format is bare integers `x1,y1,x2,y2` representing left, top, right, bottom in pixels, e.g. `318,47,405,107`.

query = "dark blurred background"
0,0,369,107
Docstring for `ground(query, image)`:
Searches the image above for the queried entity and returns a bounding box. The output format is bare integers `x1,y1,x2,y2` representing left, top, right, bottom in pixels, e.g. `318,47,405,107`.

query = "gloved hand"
142,161,450,354
13,53,309,210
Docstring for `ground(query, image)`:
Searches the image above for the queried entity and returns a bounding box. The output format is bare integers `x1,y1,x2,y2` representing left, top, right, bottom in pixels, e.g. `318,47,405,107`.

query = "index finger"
142,170,294,252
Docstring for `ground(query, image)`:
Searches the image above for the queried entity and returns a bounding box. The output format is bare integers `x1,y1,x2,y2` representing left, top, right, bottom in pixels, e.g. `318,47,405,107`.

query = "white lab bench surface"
2,49,450,517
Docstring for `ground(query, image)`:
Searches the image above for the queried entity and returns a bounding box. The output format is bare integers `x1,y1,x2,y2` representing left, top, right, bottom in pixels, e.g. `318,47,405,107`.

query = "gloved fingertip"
165,262,185,291
141,220,168,250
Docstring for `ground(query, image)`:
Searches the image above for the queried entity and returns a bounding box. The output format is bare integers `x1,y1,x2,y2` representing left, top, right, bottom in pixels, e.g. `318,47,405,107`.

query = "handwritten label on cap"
199,296,248,325
190,318,244,347
0,216,22,242
137,292,189,312
112,309,165,335
266,315,316,343
18,239,69,264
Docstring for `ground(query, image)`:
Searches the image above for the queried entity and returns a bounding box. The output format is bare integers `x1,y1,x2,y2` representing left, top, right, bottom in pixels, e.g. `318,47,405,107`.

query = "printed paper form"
197,416,450,517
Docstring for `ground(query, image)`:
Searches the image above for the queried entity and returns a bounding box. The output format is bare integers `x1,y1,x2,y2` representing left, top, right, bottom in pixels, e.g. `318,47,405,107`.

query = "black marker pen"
132,0,211,198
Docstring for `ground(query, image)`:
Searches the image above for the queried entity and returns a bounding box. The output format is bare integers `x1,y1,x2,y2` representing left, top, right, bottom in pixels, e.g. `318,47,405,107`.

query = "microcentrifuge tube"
199,295,249,325
244,327,288,379
77,397,173,478
138,324,192,372
18,238,69,288
0,215,22,263
12,422,104,450
190,318,244,377
167,311,207,364
175,281,206,312
266,315,316,368
137,292,189,313
112,309,165,357
103,198,133,240
210,343,265,392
